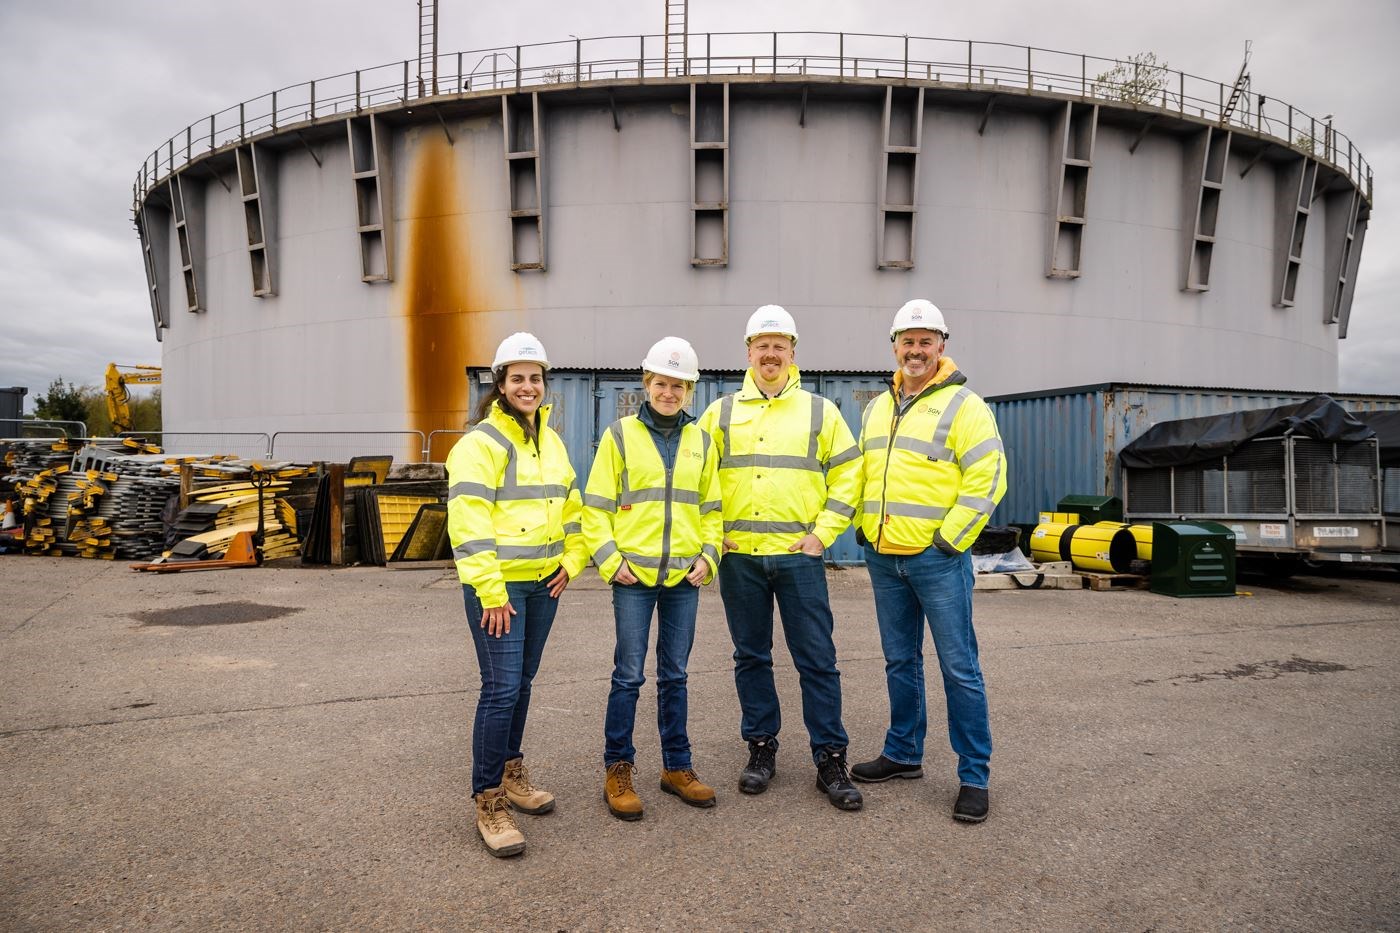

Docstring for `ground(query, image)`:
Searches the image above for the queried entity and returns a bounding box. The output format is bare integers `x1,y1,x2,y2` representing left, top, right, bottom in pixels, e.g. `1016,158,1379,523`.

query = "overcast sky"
2,0,1396,412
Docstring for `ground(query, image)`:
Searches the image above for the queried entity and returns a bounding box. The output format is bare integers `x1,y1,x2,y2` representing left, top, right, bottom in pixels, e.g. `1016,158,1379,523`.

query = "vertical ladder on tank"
1337,200,1368,339
1180,126,1231,291
417,0,438,96
346,114,395,283
1323,188,1363,327
1272,156,1317,307
136,201,171,340
236,141,278,297
690,82,728,266
665,0,688,76
169,173,206,312
877,85,923,270
1046,101,1097,278
503,93,546,271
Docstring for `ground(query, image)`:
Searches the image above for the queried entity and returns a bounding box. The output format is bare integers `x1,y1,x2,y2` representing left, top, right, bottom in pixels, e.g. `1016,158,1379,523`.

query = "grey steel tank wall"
150,82,1355,446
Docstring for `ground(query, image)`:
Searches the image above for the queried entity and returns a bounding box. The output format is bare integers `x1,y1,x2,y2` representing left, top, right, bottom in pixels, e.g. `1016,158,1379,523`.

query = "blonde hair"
642,371,696,406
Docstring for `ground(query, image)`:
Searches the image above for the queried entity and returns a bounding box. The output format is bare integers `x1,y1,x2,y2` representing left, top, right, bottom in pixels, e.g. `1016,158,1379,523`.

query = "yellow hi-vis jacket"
446,402,589,608
859,357,1007,555
581,414,723,587
699,366,862,556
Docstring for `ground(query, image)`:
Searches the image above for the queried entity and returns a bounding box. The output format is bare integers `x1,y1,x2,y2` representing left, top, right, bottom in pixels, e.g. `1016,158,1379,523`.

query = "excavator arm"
104,363,161,434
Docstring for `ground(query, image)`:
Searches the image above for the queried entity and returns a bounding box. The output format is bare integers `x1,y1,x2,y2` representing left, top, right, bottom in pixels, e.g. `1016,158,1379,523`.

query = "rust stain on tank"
401,131,498,450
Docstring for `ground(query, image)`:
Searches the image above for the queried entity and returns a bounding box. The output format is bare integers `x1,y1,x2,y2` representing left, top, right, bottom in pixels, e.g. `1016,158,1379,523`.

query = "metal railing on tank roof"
133,31,1372,207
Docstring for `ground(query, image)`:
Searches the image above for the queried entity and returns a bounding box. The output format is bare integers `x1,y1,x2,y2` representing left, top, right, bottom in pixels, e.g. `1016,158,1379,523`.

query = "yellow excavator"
104,363,161,434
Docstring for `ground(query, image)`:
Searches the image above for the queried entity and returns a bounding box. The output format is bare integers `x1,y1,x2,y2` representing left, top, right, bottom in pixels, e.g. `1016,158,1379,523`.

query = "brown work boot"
660,768,717,808
604,761,644,821
474,787,525,857
502,757,555,814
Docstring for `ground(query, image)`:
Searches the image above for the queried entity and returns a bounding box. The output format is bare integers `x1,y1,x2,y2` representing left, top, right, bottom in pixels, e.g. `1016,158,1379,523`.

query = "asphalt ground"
2,557,1397,931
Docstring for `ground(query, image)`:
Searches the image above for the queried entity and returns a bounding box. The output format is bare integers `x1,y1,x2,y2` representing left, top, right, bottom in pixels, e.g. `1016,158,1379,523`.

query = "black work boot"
851,754,924,783
739,737,778,794
953,785,989,823
815,749,863,811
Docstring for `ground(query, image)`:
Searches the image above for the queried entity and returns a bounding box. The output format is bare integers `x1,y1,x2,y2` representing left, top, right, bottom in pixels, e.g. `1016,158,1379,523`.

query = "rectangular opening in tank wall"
171,184,187,224
882,212,913,265
694,150,725,206
509,161,539,212
360,232,387,279
1282,259,1300,304
693,210,726,264
884,153,916,207
506,99,536,154
1298,162,1317,210
244,202,264,248
1067,105,1095,163
1192,240,1213,287
249,249,269,294
1051,225,1082,276
182,269,197,310
178,233,191,268
1290,215,1308,260
236,147,258,198
1198,187,1220,238
511,216,542,266
1204,132,1229,185
355,178,381,227
1059,166,1088,221
348,119,376,175
886,92,920,149
692,87,726,144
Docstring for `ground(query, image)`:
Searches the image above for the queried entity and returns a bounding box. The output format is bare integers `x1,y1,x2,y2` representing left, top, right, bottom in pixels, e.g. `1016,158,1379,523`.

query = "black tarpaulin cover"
1360,410,1400,467
1119,395,1376,469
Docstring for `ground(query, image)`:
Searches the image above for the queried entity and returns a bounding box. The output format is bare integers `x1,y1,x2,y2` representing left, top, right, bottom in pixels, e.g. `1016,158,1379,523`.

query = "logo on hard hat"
668,354,681,367
911,309,924,321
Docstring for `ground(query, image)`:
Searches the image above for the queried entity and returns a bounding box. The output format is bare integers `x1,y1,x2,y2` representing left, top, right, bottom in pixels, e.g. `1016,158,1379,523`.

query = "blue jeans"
718,552,848,762
463,579,559,795
864,544,992,788
604,582,700,770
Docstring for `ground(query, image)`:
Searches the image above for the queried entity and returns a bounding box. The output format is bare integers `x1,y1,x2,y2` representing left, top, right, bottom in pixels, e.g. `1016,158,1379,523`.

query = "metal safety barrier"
118,431,272,458
133,31,1372,208
269,430,428,464
426,429,469,463
0,418,88,438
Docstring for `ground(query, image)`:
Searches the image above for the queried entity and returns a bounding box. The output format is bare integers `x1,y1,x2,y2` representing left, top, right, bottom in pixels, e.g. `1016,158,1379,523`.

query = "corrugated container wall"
1,387,27,431
990,384,1400,524
465,368,890,564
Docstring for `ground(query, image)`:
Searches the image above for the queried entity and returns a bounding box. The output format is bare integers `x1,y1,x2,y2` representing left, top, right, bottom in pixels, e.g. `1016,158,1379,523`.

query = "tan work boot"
660,768,717,808
604,761,644,821
502,757,555,814
474,787,525,857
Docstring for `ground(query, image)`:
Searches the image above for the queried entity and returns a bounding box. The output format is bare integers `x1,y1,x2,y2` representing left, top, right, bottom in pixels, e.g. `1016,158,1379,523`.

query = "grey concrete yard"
1,556,1397,931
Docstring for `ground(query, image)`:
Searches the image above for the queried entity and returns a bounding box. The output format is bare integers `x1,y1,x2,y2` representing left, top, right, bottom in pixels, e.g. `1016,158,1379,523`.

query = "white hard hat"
890,299,948,341
642,336,700,381
491,332,551,372
745,305,798,345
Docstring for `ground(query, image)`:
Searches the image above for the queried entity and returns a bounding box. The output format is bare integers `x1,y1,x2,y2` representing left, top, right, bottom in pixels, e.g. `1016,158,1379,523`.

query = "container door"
818,373,890,564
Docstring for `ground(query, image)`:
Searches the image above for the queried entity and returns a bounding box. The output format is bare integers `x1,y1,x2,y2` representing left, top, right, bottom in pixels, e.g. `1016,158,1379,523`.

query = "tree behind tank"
33,378,87,425
1094,52,1169,105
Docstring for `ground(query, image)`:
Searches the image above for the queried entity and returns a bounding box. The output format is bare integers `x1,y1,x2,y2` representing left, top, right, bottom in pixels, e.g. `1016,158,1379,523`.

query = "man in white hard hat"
850,299,1007,823
699,305,866,811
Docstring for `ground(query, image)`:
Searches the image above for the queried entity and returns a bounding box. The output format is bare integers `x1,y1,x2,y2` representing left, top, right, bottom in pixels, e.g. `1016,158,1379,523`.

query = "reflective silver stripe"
610,421,629,502
700,429,712,459
928,387,972,460
700,543,720,565
671,489,701,506
893,435,942,458
497,483,568,501
724,519,814,534
862,500,884,514
453,538,495,559
449,481,495,502
721,453,822,472
620,487,669,505
950,450,1003,548
958,437,1004,468
470,422,512,451
822,498,857,519
808,395,823,461
592,540,619,565
699,499,722,515
863,436,888,452
956,495,998,514
717,395,735,459
883,502,950,520
563,522,582,536
827,445,861,468
497,541,564,561
620,551,664,569
583,493,617,512
861,394,883,440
